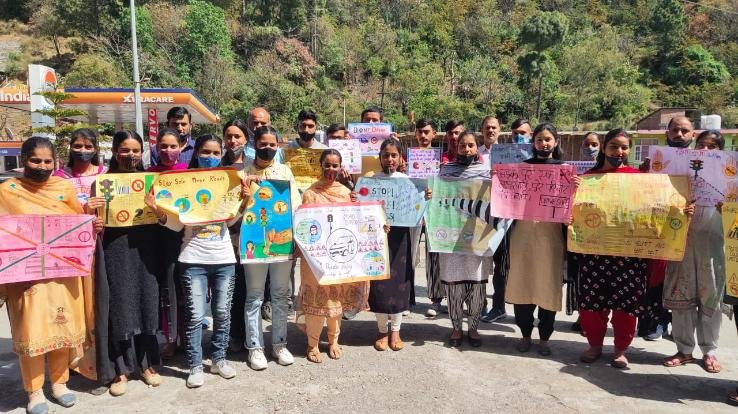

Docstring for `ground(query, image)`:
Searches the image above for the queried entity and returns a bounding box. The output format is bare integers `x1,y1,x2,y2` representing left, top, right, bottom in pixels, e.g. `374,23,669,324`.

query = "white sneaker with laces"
272,344,295,366
211,359,236,379
186,366,204,388
248,349,268,370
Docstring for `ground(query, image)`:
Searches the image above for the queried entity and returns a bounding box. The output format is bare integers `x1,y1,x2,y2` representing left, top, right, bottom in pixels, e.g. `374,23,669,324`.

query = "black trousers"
514,304,556,341
491,237,509,310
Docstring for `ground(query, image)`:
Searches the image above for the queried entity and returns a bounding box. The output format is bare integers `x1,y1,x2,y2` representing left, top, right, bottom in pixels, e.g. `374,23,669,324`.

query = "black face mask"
606,156,625,168
24,167,52,182
535,148,553,157
456,154,477,165
256,147,277,162
227,146,245,158
71,151,96,163
298,132,315,142
118,155,141,171
666,137,692,148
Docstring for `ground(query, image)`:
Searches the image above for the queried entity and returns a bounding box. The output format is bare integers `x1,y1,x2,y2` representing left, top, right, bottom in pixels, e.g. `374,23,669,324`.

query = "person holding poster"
296,149,370,363
440,120,464,164
90,131,164,396
0,137,101,413
662,130,725,373
145,135,240,388
241,126,302,370
54,128,107,207
367,139,432,352
506,123,577,356
438,131,490,348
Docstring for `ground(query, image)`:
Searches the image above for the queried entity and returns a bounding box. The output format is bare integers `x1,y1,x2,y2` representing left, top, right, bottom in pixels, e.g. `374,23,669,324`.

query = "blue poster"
487,144,533,167
239,179,293,263
355,176,428,227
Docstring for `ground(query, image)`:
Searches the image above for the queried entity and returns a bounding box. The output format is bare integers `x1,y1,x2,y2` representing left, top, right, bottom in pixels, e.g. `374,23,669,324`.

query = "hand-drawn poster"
65,175,97,206
722,202,738,302
97,172,158,227
347,123,392,155
648,146,738,206
153,168,243,225
283,148,323,193
568,173,690,260
239,179,293,263
491,164,576,223
568,161,596,175
294,201,390,285
486,144,533,167
355,176,428,227
0,214,96,283
407,148,441,178
425,177,509,255
328,139,362,174
361,155,381,176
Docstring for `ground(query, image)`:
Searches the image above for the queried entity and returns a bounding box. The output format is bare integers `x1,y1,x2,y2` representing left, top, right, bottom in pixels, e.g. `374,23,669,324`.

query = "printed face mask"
118,154,141,170
580,147,599,160
160,149,180,165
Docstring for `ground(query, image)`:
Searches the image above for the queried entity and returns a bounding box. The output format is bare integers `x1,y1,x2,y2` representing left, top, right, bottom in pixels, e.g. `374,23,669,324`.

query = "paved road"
2,250,738,413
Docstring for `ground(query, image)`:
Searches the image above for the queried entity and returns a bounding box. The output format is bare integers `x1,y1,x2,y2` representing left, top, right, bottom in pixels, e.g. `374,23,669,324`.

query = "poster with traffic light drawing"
239,179,293,263
96,172,158,227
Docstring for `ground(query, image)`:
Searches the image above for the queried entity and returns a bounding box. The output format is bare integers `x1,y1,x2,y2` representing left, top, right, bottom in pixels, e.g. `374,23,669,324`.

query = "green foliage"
183,0,234,62
519,11,569,51
64,54,130,87
668,45,731,86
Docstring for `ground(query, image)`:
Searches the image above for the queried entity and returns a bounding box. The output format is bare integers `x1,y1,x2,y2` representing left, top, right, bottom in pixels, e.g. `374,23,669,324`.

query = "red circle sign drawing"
78,231,92,243
131,179,145,192
116,210,130,223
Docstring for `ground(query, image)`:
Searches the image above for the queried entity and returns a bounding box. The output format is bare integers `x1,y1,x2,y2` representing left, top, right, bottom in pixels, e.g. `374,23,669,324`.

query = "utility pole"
129,0,145,161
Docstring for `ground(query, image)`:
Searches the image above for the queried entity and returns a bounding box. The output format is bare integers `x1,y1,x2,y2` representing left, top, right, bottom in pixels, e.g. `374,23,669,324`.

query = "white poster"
328,139,363,174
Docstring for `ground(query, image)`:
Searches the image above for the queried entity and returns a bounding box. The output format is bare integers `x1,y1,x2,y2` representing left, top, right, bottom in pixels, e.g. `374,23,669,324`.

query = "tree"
64,54,130,87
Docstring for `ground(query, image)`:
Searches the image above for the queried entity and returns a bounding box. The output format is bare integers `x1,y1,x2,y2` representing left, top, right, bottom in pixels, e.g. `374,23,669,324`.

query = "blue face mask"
515,134,531,144
197,156,220,168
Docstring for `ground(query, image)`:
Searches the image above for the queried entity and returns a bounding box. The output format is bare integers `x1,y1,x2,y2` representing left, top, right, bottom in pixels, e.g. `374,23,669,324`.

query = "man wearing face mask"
510,118,533,144
287,110,328,150
151,107,196,166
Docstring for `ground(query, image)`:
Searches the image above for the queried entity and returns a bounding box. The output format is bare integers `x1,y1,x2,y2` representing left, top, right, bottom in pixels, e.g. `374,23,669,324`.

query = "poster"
293,201,390,285
347,123,392,155
722,202,738,302
328,139,362,174
425,177,508,255
491,164,576,223
407,148,441,178
361,155,381,176
568,173,690,260
239,179,293,263
66,175,97,205
0,214,96,283
355,176,428,227
153,168,243,225
487,144,533,167
568,161,596,175
648,146,738,206
97,172,158,227
283,147,323,193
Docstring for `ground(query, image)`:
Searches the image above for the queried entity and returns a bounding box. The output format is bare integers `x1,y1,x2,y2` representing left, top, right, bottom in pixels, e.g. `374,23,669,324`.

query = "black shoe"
449,336,463,348
468,335,482,348
570,321,581,332
261,302,272,322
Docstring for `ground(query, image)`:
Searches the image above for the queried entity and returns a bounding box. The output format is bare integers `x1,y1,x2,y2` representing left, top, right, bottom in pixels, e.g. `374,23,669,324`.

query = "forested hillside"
1,0,737,132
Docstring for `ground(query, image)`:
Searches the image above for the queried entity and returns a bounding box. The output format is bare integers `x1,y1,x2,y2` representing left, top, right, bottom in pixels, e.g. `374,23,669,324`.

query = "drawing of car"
329,235,356,258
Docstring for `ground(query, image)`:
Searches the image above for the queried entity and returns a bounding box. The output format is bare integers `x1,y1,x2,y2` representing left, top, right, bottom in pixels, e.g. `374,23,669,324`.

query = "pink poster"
491,164,576,223
67,175,97,206
0,214,96,284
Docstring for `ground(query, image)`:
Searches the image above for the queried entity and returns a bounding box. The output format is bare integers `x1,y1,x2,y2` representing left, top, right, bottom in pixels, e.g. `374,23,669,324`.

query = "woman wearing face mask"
580,132,600,161
0,137,102,414
510,118,533,144
505,123,579,356
91,131,163,396
438,131,490,347
296,149,370,363
146,135,240,388
241,126,302,370
222,119,249,169
54,128,107,207
147,128,188,172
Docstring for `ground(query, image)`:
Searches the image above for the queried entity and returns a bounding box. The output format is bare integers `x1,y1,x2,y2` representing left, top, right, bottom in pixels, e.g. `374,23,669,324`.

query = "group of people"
1,104,735,413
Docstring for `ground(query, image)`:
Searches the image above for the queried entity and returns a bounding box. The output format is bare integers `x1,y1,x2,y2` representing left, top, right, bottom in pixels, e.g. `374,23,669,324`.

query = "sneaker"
261,302,272,322
425,302,441,317
186,366,204,388
211,360,236,379
248,349,268,370
272,344,295,366
644,323,666,341
481,308,506,323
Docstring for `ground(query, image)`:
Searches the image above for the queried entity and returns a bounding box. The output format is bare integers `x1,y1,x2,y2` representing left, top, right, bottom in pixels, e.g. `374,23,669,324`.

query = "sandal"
306,346,322,363
374,333,389,351
728,388,738,406
515,338,532,353
611,351,629,369
328,343,342,360
579,347,602,363
662,352,694,367
703,354,721,373
389,331,405,351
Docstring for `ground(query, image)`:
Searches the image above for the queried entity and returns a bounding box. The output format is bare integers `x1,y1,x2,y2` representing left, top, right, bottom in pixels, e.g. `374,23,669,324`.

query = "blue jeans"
180,263,235,368
244,261,293,349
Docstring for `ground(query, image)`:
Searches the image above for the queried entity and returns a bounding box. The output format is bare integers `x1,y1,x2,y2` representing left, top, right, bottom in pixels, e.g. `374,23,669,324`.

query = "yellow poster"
722,202,738,301
153,168,243,225
97,173,159,227
283,148,323,193
568,173,690,260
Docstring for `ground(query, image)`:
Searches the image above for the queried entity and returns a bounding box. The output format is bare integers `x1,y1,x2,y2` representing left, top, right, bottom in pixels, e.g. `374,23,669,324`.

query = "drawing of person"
245,241,256,259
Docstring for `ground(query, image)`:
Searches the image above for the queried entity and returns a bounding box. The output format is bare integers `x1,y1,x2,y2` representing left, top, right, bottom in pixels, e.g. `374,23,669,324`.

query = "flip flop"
703,355,721,373
662,352,694,367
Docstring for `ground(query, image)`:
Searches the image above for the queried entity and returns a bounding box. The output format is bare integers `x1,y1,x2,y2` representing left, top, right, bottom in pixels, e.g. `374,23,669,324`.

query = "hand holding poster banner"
328,139,362,174
722,202,738,302
486,144,533,167
153,168,243,225
347,123,392,155
355,176,428,227
647,146,738,206
293,201,390,285
568,173,690,260
0,214,96,284
407,148,441,178
97,172,158,227
239,179,294,263
568,161,596,175
425,177,508,255
491,164,576,223
283,148,323,193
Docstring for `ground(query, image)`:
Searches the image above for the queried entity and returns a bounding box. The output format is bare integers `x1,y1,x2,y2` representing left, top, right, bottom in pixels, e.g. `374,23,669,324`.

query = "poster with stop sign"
347,123,392,155
0,214,97,283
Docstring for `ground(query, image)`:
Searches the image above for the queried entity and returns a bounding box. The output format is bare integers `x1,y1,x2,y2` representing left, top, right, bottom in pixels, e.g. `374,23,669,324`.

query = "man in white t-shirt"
477,116,501,165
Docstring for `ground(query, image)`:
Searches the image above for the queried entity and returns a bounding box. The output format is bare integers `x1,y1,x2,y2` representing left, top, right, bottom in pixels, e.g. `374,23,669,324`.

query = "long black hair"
222,118,249,166
67,128,100,167
531,123,562,160
108,130,144,172
592,128,631,171
253,125,279,144
21,136,56,165
187,134,224,169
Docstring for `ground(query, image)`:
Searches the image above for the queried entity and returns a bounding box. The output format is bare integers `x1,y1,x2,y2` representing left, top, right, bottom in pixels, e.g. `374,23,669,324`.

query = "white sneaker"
425,302,441,317
186,366,204,388
272,344,294,366
248,349,268,370
210,359,236,379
